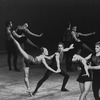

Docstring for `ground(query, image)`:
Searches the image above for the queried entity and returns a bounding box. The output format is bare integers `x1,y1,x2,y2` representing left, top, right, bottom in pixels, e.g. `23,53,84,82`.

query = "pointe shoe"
27,89,32,97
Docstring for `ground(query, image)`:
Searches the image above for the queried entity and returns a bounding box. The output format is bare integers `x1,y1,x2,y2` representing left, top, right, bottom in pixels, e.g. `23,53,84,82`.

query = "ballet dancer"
11,23,43,94
72,54,92,100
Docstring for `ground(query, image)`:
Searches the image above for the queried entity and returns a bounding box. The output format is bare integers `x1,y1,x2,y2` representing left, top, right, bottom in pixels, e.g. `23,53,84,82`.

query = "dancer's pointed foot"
27,89,32,97
32,90,37,96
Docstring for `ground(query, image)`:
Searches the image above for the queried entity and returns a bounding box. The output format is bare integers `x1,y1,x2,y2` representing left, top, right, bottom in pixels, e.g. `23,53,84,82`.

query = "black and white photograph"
0,0,100,100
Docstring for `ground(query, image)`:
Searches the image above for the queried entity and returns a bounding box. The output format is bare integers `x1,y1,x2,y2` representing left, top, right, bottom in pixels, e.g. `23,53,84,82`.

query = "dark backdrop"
0,0,100,53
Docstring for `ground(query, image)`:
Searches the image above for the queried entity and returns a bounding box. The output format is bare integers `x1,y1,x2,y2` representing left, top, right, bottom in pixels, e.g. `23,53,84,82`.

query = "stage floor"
0,54,95,100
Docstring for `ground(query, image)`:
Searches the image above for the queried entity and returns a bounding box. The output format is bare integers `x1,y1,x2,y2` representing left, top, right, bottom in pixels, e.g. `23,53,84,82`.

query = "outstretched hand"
92,32,96,35
82,73,90,77
39,33,43,37
69,44,74,49
55,69,61,73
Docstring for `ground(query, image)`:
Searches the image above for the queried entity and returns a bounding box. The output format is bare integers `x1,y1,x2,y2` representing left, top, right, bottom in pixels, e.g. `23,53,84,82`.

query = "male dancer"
5,21,20,71
84,41,100,100
32,43,74,95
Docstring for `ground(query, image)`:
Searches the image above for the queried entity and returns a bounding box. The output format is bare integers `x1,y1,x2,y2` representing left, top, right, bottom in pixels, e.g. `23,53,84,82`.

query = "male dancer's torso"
49,52,63,71
89,54,100,79
49,54,58,70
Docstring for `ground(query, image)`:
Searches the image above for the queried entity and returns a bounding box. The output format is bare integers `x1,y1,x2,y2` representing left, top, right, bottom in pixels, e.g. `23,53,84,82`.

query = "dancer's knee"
24,76,29,82
41,75,49,82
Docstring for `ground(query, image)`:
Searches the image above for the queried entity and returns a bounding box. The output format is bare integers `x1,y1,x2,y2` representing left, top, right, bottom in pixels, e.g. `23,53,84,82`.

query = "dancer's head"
72,26,77,32
95,41,100,53
41,47,48,55
5,21,12,28
58,42,64,53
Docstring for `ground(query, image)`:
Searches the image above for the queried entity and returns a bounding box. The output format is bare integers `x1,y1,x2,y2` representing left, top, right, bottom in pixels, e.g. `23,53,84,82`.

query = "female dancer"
11,32,59,73
72,54,91,76
12,23,43,94
10,32,60,95
72,54,92,100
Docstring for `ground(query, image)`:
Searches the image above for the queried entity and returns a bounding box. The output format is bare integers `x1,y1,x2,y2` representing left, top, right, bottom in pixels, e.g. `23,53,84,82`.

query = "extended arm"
26,38,39,49
12,30,24,38
25,29,43,37
85,54,92,60
88,65,100,70
44,54,55,60
79,32,95,37
63,44,74,52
